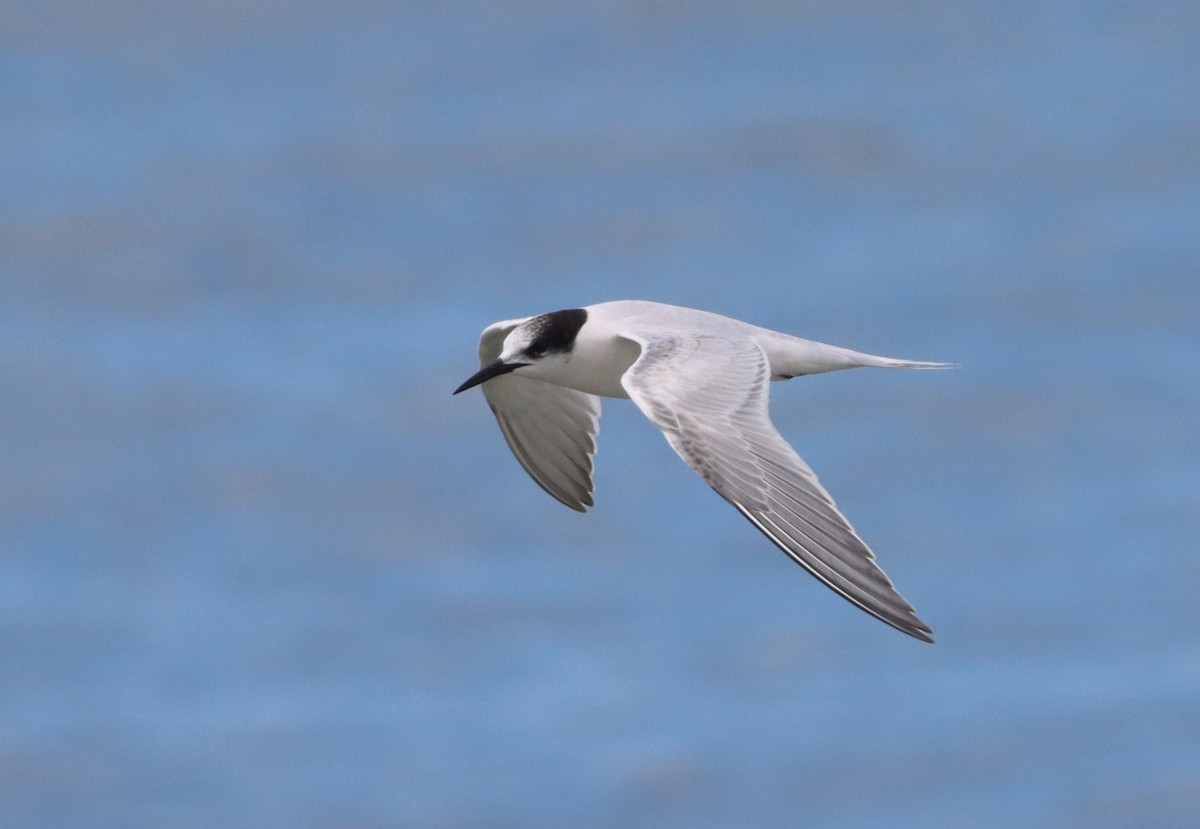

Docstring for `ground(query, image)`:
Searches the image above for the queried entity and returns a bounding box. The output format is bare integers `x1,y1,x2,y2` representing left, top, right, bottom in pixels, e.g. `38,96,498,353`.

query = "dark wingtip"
910,625,936,644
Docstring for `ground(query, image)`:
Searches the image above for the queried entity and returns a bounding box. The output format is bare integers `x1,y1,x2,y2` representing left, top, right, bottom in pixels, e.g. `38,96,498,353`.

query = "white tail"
859,355,957,370
767,334,956,377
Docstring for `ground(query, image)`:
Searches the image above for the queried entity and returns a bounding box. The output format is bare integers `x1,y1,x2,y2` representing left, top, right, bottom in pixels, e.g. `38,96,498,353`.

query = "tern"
454,300,949,642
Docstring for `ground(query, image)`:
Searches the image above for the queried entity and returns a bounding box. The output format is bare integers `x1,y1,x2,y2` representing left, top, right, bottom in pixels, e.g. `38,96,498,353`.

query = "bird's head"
454,308,588,394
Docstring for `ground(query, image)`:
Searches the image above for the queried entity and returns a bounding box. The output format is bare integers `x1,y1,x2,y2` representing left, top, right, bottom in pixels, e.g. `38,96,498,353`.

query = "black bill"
453,360,528,395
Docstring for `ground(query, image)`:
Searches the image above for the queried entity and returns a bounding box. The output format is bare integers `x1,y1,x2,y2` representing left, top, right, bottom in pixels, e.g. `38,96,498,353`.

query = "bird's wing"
619,330,933,641
476,321,601,512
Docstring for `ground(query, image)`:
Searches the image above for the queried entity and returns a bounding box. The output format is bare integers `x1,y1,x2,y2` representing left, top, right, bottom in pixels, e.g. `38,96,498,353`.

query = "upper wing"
476,321,601,512
619,330,933,641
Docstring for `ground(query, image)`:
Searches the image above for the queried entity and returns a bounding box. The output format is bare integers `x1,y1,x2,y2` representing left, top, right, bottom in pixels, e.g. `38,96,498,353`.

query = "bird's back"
586,300,948,379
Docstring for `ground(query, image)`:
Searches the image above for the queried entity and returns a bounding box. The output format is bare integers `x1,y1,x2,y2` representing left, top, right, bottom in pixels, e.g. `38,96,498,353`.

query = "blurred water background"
3,2,1199,827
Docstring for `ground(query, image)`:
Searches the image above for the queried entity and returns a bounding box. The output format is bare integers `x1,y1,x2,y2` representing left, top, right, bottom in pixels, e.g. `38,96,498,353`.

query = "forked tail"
858,354,957,369
768,334,956,377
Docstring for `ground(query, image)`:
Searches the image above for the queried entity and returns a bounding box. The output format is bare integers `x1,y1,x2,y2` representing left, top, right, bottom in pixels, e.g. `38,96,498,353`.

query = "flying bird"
454,300,948,642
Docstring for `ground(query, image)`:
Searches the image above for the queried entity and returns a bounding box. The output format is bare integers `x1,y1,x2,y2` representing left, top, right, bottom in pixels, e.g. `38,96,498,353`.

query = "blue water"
3,3,1199,827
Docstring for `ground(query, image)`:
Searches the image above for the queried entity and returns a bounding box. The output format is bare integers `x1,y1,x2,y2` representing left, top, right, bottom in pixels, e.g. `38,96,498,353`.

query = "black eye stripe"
524,308,587,356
